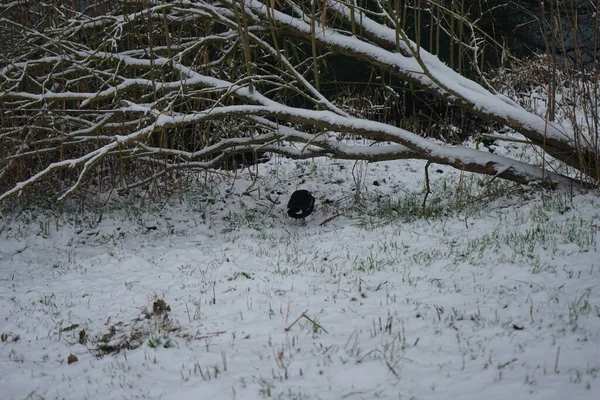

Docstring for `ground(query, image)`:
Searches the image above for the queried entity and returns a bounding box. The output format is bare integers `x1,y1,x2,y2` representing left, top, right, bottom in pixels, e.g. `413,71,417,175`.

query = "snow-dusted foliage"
0,0,597,200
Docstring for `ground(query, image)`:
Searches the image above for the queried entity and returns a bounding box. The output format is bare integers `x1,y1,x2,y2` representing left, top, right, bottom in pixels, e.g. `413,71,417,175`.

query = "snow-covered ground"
1,143,599,400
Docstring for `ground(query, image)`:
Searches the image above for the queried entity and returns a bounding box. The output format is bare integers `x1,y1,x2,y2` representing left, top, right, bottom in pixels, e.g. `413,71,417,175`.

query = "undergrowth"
351,172,515,229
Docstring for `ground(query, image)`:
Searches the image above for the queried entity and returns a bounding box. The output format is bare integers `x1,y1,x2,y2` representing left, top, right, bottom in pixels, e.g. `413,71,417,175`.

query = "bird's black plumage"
287,189,315,220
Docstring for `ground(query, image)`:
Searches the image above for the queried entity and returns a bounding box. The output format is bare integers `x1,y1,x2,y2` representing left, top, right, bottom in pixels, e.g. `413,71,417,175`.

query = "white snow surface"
1,153,600,400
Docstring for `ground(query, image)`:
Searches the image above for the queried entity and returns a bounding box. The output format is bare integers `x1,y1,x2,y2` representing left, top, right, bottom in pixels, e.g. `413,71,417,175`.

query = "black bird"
287,189,315,222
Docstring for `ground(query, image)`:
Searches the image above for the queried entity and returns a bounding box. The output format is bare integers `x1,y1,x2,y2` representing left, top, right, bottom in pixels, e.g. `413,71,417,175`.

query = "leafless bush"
0,0,597,206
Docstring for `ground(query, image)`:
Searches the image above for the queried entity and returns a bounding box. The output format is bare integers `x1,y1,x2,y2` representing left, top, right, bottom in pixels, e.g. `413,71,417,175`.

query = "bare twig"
284,310,328,334
422,160,432,213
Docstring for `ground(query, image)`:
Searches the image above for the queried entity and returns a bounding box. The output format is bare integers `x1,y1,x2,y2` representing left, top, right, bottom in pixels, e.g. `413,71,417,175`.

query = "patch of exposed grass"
351,173,513,229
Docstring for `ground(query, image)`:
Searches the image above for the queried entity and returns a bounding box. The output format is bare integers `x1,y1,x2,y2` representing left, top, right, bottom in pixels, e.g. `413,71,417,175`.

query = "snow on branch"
0,0,593,202
238,0,597,179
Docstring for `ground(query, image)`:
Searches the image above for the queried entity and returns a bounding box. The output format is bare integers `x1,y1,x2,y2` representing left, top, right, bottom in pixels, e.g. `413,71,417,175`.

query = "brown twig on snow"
319,213,342,226
284,310,328,334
